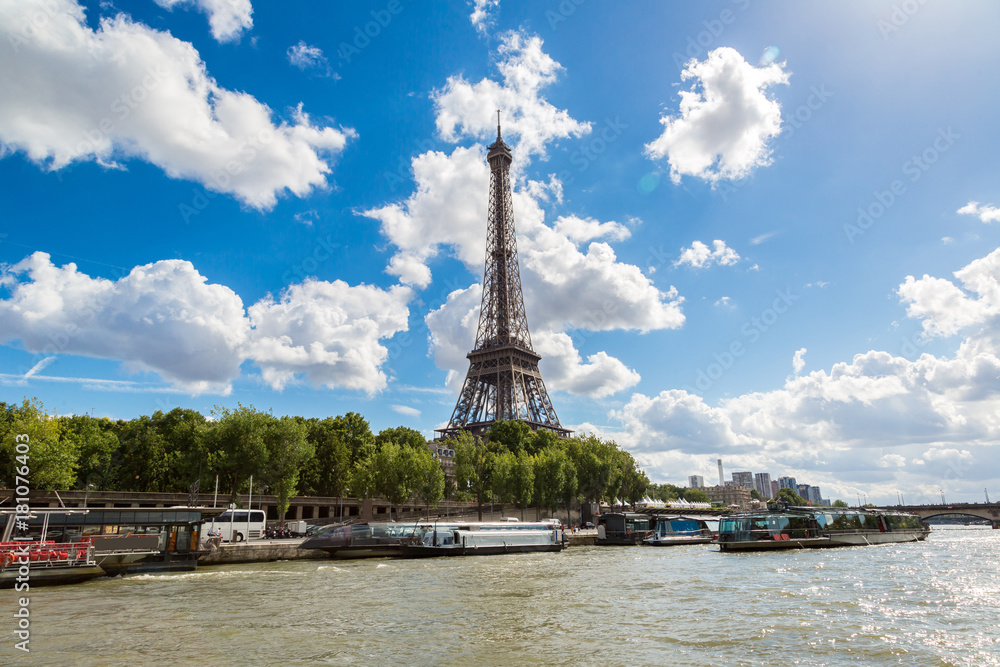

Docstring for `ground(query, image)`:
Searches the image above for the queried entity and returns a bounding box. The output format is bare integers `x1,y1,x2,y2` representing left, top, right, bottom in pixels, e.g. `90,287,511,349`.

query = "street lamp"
84,483,94,508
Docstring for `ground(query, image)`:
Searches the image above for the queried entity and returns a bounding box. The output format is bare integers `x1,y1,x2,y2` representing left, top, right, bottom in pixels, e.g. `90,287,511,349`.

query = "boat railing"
0,541,96,569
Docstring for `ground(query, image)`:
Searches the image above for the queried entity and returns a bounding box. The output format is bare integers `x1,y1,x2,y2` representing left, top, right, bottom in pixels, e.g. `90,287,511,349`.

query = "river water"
3,526,997,666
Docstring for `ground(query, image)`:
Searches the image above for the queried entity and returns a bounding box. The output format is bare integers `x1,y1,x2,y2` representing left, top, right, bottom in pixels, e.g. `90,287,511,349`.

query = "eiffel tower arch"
437,114,571,440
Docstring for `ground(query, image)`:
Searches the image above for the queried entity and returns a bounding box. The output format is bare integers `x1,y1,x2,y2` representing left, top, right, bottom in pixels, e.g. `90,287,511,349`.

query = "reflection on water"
3,527,998,666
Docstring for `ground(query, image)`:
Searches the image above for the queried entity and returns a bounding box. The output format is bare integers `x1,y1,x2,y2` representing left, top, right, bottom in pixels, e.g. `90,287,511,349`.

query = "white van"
203,509,266,543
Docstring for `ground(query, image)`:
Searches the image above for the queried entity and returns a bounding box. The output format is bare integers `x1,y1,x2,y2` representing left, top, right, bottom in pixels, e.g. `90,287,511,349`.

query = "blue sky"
3,0,1000,504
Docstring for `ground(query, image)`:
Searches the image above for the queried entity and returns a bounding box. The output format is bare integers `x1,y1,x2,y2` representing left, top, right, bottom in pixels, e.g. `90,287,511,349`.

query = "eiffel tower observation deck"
437,113,571,440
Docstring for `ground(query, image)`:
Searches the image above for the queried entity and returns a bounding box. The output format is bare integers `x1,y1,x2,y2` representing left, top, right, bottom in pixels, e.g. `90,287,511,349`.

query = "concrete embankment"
199,538,327,566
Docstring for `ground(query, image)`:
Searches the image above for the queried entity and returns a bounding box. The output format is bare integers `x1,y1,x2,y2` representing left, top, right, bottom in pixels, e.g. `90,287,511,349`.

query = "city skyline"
2,1,1000,506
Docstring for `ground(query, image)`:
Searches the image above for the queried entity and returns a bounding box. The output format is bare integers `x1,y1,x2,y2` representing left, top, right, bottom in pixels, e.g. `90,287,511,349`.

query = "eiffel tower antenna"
437,112,570,440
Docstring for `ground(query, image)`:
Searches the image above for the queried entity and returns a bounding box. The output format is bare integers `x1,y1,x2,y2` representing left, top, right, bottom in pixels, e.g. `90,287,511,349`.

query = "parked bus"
202,509,266,543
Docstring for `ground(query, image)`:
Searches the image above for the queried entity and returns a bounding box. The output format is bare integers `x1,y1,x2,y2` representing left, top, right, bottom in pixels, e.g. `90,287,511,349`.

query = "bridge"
874,503,1000,528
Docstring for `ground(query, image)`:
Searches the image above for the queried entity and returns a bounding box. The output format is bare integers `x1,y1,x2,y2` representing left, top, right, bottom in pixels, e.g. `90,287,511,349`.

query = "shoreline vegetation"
0,397,682,524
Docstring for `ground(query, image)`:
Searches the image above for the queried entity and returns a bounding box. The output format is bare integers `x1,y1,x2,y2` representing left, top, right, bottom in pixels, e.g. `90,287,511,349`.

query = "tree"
210,404,271,500
113,416,171,492
452,431,494,520
750,488,762,500
532,446,566,520
299,417,352,498
61,414,119,491
774,487,807,506
508,450,535,520
375,426,426,451
0,398,76,490
153,408,210,494
264,416,313,523
832,499,849,508
684,489,710,503
487,420,531,454
413,447,445,516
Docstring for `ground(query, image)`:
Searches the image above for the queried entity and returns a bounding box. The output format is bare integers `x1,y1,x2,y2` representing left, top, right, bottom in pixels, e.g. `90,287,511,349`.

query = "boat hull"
643,536,715,546
717,529,928,552
1,564,106,588
397,543,565,558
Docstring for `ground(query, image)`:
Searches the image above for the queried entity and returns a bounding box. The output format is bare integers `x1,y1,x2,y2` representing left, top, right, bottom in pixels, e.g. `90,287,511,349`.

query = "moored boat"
715,506,929,552
643,516,719,546
1,510,106,588
397,521,566,558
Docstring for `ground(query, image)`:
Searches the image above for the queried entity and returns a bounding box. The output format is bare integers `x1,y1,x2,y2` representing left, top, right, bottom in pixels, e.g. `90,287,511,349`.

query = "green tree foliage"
750,488,762,500
375,425,426,450
0,398,76,490
684,489,710,503
774,487,807,505
832,499,849,508
487,420,531,454
451,430,494,520
61,414,119,490
263,416,313,522
508,450,535,520
532,446,567,520
413,446,445,514
112,415,172,492
299,417,352,498
209,404,271,499
153,408,210,493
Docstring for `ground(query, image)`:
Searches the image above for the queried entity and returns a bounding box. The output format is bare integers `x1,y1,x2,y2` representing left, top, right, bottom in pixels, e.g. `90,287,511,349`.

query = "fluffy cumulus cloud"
674,239,740,269
153,0,253,42
469,0,499,35
432,32,591,160
553,215,631,245
247,280,411,393
0,253,409,395
286,41,335,78
607,247,1000,503
0,0,353,209
957,201,1000,223
792,347,807,375
645,47,789,184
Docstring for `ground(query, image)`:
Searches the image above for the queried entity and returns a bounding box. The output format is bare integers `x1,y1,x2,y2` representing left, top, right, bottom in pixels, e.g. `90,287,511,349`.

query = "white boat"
643,516,719,546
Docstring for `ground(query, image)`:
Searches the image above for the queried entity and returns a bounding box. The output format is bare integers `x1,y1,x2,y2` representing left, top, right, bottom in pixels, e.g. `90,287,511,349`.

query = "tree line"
0,398,651,523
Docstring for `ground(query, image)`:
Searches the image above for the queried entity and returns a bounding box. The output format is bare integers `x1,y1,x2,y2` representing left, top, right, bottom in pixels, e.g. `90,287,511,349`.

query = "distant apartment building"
703,484,752,509
797,484,811,499
753,473,772,499
777,476,798,490
771,480,779,497
688,475,705,488
732,471,754,489
807,486,823,505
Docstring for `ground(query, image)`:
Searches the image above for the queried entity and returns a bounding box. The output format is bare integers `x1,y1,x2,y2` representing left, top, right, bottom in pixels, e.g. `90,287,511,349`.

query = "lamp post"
83,483,94,508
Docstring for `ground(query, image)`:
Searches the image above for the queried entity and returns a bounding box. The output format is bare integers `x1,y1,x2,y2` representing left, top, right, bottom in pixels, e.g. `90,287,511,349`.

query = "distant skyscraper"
717,459,724,486
778,476,797,490
771,480,779,497
688,475,705,489
732,471,754,489
807,486,823,504
753,473,772,498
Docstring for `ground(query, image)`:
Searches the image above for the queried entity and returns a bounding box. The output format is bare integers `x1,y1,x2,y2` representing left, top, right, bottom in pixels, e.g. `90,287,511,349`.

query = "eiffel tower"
437,113,570,440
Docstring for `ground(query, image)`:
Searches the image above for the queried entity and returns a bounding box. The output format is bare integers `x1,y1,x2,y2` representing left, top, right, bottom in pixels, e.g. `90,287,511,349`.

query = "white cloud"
432,32,591,160
469,0,499,35
553,215,631,245
247,279,411,394
286,40,334,77
608,247,1000,502
533,331,640,398
715,296,731,308
674,240,740,269
645,47,789,184
0,253,410,395
750,230,778,245
957,201,1000,223
898,247,1000,339
153,0,253,43
392,404,421,418
792,347,807,375
0,0,353,209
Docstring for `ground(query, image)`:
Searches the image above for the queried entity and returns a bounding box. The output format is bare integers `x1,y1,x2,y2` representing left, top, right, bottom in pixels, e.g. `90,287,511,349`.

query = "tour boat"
715,506,929,552
0,510,106,587
396,521,566,558
642,516,719,546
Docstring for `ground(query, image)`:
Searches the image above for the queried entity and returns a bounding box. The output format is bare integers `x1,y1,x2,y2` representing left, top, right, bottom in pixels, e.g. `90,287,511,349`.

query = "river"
2,526,997,665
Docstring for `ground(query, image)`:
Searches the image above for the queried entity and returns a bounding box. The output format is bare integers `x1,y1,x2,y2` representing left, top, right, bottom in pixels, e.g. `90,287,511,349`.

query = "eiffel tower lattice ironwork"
437,113,570,440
